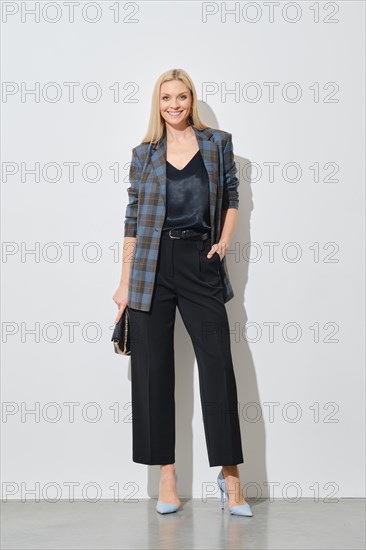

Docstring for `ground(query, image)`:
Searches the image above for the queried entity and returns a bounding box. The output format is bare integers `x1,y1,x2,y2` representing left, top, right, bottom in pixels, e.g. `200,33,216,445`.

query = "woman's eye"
161,96,187,101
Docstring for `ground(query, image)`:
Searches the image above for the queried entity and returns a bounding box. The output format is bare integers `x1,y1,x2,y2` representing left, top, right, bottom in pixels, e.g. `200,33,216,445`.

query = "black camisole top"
162,150,211,233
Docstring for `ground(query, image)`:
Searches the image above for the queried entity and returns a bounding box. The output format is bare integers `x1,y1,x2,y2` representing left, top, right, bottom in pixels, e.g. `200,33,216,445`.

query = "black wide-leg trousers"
128,231,244,467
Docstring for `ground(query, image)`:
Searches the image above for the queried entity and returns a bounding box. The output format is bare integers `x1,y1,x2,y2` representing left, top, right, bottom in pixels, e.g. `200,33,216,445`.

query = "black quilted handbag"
111,306,131,355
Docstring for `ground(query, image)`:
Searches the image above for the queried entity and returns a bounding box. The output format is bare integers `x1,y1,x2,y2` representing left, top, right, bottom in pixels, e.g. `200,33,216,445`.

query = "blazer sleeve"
124,147,142,238
222,133,239,210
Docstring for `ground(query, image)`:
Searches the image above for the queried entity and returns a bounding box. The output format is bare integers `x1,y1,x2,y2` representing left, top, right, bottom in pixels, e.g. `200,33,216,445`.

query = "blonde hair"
141,68,210,145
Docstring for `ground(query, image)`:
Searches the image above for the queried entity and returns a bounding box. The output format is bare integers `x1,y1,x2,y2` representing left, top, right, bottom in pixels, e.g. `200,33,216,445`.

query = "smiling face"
159,79,193,129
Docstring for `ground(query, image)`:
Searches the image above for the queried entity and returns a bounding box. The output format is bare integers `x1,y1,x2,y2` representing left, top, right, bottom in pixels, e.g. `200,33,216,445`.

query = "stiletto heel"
217,468,253,517
156,471,181,514
219,477,226,510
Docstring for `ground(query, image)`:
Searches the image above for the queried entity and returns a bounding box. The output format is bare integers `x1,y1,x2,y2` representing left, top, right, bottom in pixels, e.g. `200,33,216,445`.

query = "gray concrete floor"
1,498,365,549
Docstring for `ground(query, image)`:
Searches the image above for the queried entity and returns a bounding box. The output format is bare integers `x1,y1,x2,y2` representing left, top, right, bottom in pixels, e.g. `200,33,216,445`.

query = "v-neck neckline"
166,150,200,171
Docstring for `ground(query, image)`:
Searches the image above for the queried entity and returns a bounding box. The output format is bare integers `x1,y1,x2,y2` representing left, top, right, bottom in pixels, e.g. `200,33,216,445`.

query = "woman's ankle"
222,465,239,476
160,464,176,477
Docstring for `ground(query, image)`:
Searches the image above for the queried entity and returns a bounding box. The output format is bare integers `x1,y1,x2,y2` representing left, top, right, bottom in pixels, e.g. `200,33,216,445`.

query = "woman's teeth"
168,111,182,116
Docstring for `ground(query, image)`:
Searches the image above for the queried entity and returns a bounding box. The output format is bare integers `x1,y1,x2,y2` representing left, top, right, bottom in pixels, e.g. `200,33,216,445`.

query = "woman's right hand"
112,284,129,324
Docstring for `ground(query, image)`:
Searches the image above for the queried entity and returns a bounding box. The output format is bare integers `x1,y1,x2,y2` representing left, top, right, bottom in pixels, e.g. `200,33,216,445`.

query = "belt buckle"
169,229,181,239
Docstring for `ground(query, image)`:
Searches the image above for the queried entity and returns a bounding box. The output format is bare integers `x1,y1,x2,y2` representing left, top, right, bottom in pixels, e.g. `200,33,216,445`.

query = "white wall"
1,1,364,501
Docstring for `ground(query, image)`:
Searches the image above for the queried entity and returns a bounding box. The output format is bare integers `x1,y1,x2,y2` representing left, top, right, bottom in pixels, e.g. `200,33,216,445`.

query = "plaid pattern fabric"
124,126,239,311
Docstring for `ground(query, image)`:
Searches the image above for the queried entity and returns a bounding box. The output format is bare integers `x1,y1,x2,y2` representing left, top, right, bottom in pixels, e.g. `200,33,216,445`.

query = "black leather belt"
162,228,210,241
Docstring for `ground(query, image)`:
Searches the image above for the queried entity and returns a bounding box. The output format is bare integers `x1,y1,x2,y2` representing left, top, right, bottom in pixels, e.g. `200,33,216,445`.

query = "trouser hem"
133,456,175,465
209,458,244,467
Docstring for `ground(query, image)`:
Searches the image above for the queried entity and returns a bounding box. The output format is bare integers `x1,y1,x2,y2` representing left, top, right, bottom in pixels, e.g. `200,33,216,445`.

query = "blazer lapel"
150,125,219,234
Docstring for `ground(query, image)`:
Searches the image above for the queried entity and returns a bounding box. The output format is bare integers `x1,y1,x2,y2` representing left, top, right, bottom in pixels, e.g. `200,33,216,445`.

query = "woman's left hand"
207,242,225,261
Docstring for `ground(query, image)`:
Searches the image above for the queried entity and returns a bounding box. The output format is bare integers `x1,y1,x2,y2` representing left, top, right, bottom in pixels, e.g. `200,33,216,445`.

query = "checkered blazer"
124,125,239,311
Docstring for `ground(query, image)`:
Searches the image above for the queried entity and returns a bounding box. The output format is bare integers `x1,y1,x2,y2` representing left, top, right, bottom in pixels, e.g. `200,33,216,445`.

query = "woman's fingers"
207,244,221,260
112,286,129,323
114,303,126,324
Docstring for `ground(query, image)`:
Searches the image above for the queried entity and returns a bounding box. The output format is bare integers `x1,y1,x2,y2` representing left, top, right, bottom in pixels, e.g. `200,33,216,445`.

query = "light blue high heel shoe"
156,472,181,514
217,468,253,517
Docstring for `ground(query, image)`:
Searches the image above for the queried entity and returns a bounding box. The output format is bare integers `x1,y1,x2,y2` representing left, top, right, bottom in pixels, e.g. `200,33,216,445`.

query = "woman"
112,69,252,517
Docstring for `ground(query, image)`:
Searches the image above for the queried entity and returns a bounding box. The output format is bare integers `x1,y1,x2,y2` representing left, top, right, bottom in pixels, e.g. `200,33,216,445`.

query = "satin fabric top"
162,150,211,233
